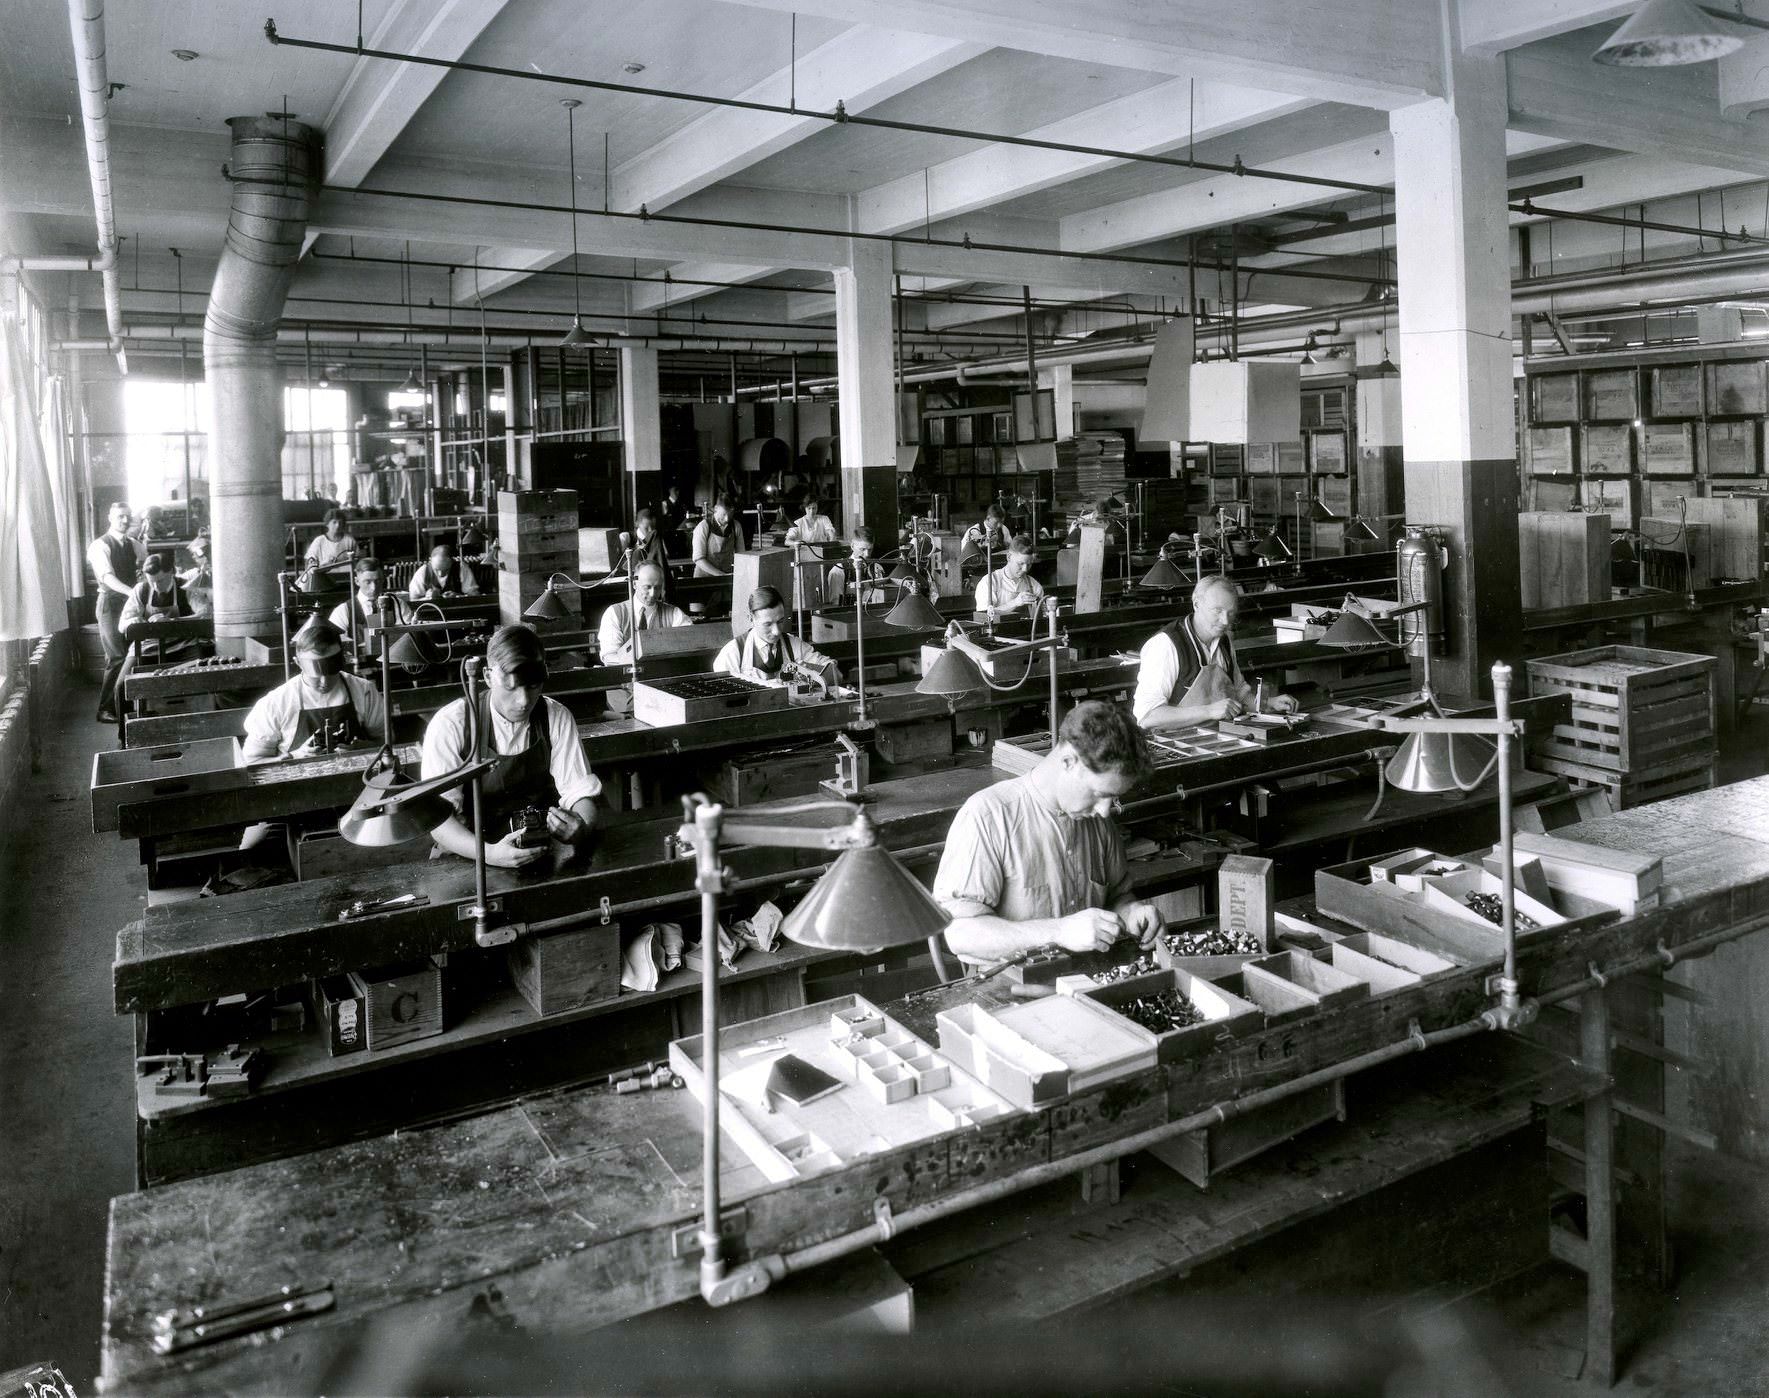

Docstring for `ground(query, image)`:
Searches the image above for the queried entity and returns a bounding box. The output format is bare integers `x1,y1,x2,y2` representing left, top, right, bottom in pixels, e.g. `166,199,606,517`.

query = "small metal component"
1161,926,1261,957
599,896,613,924
150,1280,334,1354
1464,891,1538,932
1117,989,1206,1034
338,892,428,922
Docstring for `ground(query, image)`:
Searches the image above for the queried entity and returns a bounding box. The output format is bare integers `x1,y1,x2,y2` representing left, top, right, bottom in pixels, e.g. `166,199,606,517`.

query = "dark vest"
100,534,139,588
1158,615,1241,705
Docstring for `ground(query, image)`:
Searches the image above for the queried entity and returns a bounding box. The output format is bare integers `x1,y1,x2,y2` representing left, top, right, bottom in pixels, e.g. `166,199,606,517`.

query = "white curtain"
0,317,68,641
40,371,81,597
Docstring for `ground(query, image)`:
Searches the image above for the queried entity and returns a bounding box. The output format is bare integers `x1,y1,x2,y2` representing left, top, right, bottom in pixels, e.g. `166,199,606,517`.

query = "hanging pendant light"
1593,0,1745,66
558,98,594,349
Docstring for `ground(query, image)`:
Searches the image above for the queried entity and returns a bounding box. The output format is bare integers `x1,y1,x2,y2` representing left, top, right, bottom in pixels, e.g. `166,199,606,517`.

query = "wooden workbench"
100,773,1769,1392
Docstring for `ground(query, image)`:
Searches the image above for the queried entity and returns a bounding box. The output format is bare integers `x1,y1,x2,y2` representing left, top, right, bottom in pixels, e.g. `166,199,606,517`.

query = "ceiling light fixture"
559,98,594,349
1593,0,1746,65
170,48,198,61
622,61,646,74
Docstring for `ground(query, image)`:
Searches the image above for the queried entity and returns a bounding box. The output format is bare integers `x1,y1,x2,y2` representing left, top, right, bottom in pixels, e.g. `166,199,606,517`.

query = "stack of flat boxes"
498,489,581,629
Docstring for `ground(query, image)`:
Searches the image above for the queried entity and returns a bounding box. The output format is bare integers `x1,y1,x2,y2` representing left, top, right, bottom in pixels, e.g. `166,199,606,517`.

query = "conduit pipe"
204,115,320,639
66,0,126,371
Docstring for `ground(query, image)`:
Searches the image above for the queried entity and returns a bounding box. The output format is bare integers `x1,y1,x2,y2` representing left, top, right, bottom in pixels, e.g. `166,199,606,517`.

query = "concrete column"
619,346,661,481
833,238,897,541
1039,363,1075,441
1391,52,1520,698
1354,329,1404,546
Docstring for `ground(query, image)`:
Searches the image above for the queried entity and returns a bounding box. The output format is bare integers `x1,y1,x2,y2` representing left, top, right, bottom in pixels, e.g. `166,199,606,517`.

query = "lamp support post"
1045,596,1061,745
688,799,734,1303
461,657,496,949
278,572,294,681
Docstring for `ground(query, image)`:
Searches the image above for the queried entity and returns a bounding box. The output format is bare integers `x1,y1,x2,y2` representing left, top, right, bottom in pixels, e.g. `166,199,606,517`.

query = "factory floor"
2,675,1767,1394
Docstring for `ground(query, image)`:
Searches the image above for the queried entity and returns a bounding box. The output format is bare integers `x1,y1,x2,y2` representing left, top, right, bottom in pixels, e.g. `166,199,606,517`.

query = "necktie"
637,607,648,631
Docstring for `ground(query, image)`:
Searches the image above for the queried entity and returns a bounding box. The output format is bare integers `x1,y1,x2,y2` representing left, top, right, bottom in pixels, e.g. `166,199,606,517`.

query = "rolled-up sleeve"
546,698,602,808
932,797,1004,920
242,684,297,755
1132,631,1179,723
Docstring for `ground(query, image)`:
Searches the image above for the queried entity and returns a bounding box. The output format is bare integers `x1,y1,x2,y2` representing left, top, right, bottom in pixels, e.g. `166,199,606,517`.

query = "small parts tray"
1080,968,1261,1064
632,673,791,727
935,996,1157,1108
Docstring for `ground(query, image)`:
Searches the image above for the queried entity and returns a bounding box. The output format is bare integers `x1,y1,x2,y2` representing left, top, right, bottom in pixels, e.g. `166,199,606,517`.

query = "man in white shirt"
329,559,386,647
241,621,386,763
973,533,1046,614
1132,574,1297,729
598,562,691,663
304,509,358,571
691,494,744,576
408,542,480,599
933,700,1161,963
89,501,141,724
713,585,837,685
826,526,888,606
785,497,838,546
420,624,601,869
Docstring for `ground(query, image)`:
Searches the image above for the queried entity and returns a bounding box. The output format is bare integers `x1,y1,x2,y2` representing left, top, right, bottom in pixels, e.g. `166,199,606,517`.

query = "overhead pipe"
65,0,126,371
205,114,320,639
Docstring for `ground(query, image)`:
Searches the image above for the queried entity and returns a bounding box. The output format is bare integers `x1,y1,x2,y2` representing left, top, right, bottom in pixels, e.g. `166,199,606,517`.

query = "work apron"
292,685,366,755
701,521,736,572
1161,617,1240,712
473,695,560,835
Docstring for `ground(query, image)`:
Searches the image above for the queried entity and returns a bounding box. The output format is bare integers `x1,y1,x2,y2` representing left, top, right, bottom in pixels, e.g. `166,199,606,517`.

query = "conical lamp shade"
1139,556,1190,589
560,317,596,348
1318,610,1389,648
339,769,453,846
889,560,914,582
387,631,434,668
1310,499,1342,523
916,646,985,696
780,845,949,952
1594,0,1743,65
884,592,945,629
1611,536,1637,564
1385,729,1498,794
1253,530,1292,562
1347,517,1382,543
398,369,421,394
524,586,571,621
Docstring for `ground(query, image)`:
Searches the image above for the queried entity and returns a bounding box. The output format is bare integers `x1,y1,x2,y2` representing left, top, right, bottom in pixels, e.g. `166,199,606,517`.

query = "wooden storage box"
1081,967,1261,1063
711,744,841,805
873,718,954,765
935,1003,1073,1107
1702,421,1759,476
1642,423,1696,475
1149,1078,1347,1189
1581,424,1633,475
1527,427,1574,476
632,673,790,727
1244,951,1369,1012
1519,512,1609,609
346,959,446,1052
1335,930,1462,975
506,923,621,1017
1683,496,1766,582
1525,645,1715,776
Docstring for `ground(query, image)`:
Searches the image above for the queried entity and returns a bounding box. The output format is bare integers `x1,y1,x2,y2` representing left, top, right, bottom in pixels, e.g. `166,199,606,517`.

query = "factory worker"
960,505,1010,575
691,494,745,576
119,554,193,630
1132,574,1297,730
974,532,1046,614
90,501,141,724
826,526,887,606
408,541,479,599
629,508,679,603
329,558,386,640
1065,496,1122,547
304,509,358,570
421,624,601,869
598,561,691,663
180,535,213,619
241,621,385,764
713,585,837,685
784,496,838,547
934,700,1162,963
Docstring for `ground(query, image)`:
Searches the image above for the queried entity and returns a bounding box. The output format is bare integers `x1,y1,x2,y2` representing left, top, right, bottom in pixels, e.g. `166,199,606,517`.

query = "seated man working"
960,504,1010,577
826,526,887,606
933,700,1162,962
973,532,1046,614
420,624,601,869
329,558,387,644
241,621,386,764
598,561,691,663
691,493,744,577
1132,574,1297,730
408,541,479,600
713,585,837,686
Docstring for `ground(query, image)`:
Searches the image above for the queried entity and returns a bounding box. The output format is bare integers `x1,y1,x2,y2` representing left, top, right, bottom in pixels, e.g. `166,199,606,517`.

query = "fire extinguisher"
1395,525,1447,657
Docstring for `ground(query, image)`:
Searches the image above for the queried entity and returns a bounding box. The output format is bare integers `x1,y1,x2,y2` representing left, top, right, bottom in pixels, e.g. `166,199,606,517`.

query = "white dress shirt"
597,599,692,663
712,630,835,683
242,673,385,756
420,694,602,814
785,513,838,545
974,568,1045,613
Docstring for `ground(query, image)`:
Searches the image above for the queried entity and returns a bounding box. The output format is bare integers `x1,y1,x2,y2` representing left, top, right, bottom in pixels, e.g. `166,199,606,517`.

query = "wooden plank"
122,662,283,703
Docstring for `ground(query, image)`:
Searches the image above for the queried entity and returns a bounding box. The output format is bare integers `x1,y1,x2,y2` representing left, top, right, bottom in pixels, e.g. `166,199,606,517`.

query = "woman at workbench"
241,621,386,764
932,700,1162,964
1132,574,1297,730
420,624,602,869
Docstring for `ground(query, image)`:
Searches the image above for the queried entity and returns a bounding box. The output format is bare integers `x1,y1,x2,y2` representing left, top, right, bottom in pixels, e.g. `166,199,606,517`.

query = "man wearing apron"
241,621,386,763
712,585,837,686
1131,574,1297,730
691,494,745,576
934,701,1162,963
420,624,601,869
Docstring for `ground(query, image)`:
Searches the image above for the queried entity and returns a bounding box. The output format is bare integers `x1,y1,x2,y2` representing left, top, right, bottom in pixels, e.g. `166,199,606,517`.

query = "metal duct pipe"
66,0,126,370
205,114,320,639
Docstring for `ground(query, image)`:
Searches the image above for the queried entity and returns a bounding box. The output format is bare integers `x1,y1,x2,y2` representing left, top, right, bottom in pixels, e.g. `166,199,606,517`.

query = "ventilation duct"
204,114,320,639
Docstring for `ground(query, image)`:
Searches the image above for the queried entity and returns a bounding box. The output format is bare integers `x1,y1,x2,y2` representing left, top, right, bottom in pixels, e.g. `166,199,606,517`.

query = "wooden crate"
1638,518,1713,590
506,923,621,1017
631,673,790,727
1551,754,1714,811
1525,645,1716,776
1683,495,1766,582
347,960,446,1051
1519,512,1609,609
711,744,842,805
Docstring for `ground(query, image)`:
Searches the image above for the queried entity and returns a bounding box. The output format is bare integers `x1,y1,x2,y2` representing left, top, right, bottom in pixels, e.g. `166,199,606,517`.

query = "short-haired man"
1132,574,1297,729
89,501,141,724
180,534,213,620
329,558,386,643
973,532,1045,614
408,542,479,599
305,509,358,571
934,701,1162,962
827,526,886,606
960,505,1009,577
420,624,601,868
598,561,691,663
241,621,385,763
713,585,837,685
691,494,744,576
629,508,678,603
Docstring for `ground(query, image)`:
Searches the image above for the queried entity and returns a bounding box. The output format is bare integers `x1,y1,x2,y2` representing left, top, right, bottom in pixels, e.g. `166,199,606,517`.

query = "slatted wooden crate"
1524,645,1715,807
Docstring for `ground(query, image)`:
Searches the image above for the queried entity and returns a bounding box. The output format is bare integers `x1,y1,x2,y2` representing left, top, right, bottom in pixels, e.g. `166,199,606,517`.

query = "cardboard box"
315,974,366,1057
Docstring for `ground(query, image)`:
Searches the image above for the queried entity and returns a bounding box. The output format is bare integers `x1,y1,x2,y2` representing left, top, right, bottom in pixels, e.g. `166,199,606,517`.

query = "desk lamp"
676,792,949,1305
917,596,1065,745
883,585,945,630
525,549,643,710
337,656,508,947
278,560,356,682
1138,554,1190,591
1252,527,1292,564
1318,596,1459,713
1365,661,1531,1030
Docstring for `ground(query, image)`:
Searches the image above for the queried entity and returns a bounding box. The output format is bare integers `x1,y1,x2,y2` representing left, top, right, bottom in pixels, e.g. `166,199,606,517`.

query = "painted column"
1391,52,1520,698
833,238,898,542
619,345,661,483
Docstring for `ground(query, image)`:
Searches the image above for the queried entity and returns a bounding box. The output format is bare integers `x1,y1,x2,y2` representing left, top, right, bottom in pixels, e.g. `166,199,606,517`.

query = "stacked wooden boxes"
1518,512,1610,609
1683,495,1767,582
1525,645,1717,808
498,489,580,628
